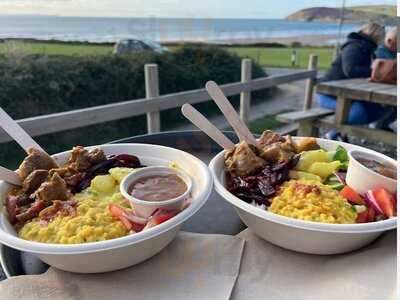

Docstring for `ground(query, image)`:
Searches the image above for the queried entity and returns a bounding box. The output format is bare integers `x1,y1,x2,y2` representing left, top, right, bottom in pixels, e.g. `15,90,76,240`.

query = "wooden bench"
276,108,334,136
315,115,396,146
277,110,396,146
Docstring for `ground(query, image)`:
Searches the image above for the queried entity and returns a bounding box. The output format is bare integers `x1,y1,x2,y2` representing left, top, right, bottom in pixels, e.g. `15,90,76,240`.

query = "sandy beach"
161,34,342,47
210,34,339,46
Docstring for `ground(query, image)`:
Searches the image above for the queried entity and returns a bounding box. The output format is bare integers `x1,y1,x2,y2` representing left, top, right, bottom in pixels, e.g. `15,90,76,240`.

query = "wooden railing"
0,56,318,143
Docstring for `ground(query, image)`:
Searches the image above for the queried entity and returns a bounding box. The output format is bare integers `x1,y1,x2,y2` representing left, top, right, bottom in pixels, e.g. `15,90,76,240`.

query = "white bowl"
209,138,397,255
0,144,213,273
346,149,397,195
120,166,193,218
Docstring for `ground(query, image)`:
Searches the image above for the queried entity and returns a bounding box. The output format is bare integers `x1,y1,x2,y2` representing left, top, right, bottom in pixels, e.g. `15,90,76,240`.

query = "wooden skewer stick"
181,104,235,150
0,166,21,186
0,107,46,154
205,81,258,146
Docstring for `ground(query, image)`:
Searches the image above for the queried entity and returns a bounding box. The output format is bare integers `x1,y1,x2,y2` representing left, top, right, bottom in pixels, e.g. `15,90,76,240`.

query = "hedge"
0,44,271,168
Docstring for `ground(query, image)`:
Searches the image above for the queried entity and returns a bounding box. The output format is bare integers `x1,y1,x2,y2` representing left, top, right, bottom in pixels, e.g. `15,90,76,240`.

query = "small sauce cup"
346,150,397,195
120,166,192,218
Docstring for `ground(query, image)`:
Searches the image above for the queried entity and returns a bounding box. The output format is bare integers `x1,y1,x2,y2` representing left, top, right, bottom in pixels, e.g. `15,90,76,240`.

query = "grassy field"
0,40,335,69
351,5,396,16
0,40,113,56
227,47,334,69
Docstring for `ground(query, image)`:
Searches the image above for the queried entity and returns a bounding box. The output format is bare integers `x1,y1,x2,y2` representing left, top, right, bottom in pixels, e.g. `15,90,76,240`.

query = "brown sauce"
355,156,397,180
129,174,187,202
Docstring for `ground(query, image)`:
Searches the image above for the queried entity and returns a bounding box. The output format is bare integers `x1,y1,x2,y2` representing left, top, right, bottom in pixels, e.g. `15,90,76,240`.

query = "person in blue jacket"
373,27,397,132
317,23,385,129
375,27,397,59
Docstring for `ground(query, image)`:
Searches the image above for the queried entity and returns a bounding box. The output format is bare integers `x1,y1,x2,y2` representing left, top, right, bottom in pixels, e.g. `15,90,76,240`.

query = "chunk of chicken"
259,144,282,162
258,130,285,148
18,148,58,180
88,148,106,164
22,169,49,195
225,141,266,176
294,138,320,153
39,200,77,223
68,146,91,172
16,200,47,224
49,167,69,178
259,133,297,164
35,173,71,203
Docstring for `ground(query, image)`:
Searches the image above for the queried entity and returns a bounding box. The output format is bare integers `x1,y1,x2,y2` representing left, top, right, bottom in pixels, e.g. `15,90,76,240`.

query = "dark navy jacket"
323,32,378,82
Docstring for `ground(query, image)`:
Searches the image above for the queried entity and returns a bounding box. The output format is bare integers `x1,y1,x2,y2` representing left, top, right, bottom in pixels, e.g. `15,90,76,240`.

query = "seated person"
375,27,397,59
369,26,397,131
317,23,385,125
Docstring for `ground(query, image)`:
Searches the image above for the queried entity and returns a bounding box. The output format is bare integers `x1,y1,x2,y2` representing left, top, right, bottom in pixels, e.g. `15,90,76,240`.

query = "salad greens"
328,145,349,170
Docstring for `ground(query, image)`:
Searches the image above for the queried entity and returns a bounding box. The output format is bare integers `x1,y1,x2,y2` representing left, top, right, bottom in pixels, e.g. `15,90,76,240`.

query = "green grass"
351,5,397,16
0,40,334,69
0,40,113,56
248,110,292,134
226,47,334,69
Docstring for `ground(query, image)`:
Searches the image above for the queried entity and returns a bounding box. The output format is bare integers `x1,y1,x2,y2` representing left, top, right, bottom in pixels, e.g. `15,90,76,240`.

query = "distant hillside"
286,5,397,25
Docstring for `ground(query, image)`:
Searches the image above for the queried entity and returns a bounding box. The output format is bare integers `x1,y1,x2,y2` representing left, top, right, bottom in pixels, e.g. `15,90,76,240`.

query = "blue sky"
0,0,396,18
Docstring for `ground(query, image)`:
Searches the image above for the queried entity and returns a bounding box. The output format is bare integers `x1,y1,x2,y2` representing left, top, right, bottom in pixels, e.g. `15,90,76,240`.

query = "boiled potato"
90,175,117,194
109,167,136,183
307,161,341,180
295,150,329,172
289,170,322,182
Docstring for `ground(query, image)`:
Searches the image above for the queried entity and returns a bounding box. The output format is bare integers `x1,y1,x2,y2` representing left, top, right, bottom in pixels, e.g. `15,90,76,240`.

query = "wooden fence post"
303,54,318,110
239,58,252,124
291,49,298,67
145,64,160,133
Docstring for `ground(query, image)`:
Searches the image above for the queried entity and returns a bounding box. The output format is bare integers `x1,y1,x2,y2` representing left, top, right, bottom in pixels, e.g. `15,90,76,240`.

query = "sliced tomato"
373,188,395,218
131,222,145,232
340,186,365,205
367,207,376,222
356,211,368,223
152,209,180,225
143,209,180,230
108,204,134,231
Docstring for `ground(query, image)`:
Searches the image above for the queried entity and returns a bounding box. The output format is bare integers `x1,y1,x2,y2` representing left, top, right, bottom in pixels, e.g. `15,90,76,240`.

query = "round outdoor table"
0,130,246,279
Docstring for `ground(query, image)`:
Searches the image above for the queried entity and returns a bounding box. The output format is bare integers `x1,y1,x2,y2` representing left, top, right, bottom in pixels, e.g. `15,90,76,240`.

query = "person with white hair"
376,26,397,59
371,26,397,132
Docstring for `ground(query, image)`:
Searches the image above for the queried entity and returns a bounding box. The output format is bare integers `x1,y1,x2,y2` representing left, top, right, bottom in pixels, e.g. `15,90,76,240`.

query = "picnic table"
276,78,396,144
315,78,397,145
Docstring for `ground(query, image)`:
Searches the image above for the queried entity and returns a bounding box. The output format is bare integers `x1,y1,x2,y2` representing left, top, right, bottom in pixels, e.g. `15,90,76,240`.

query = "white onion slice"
123,212,148,224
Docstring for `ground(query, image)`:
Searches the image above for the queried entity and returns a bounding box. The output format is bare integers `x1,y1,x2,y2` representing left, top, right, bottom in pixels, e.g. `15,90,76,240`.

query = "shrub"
0,44,271,168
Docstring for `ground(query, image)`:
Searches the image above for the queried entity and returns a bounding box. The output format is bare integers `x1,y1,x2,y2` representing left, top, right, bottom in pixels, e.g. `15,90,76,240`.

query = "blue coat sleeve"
375,46,395,59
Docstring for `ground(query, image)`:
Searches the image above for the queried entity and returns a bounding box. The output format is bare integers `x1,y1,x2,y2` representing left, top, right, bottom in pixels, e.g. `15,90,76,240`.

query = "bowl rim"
0,143,213,255
209,137,397,234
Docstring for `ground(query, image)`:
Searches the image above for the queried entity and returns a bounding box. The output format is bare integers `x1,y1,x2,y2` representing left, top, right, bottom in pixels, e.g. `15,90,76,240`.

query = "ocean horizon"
0,15,360,43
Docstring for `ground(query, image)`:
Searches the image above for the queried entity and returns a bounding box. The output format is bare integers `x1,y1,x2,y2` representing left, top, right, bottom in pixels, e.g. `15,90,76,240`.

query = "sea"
0,15,361,44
